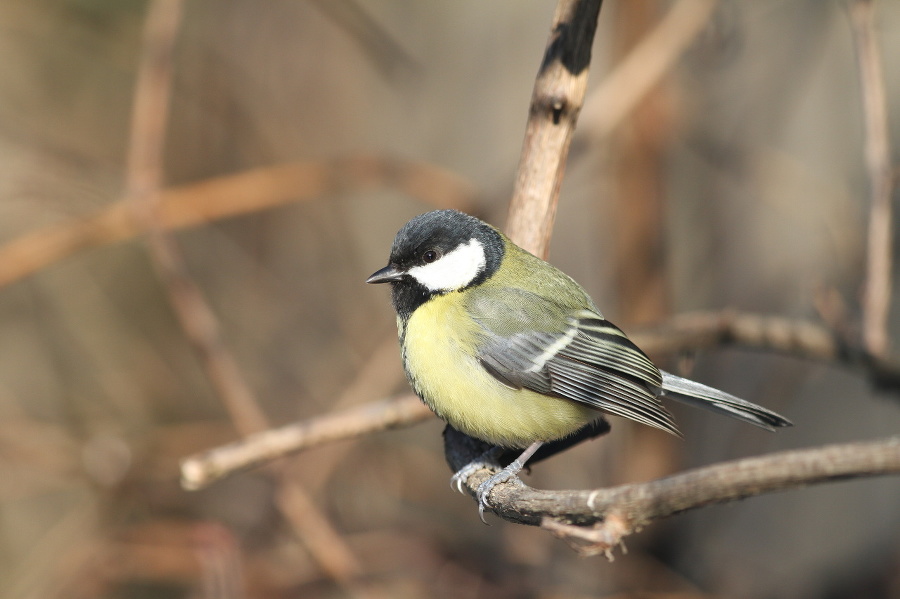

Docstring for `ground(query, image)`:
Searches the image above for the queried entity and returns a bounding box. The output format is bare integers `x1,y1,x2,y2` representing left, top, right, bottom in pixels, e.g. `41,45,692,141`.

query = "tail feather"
660,371,792,431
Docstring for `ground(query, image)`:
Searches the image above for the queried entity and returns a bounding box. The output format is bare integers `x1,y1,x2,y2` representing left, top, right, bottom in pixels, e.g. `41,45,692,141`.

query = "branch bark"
505,0,603,257
640,310,900,390
181,395,429,490
446,434,900,554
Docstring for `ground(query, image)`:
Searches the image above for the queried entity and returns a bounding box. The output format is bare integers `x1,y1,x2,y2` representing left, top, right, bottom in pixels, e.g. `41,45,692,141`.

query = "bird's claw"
449,447,504,494
449,447,522,524
474,469,518,524
450,460,488,494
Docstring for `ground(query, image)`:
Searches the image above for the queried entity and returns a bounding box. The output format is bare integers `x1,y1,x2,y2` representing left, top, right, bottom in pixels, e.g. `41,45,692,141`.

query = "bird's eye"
422,250,440,264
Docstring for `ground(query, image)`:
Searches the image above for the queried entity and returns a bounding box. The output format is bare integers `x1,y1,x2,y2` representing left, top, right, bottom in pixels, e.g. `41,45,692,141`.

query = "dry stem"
0,156,475,290
851,0,894,356
579,0,718,139
128,1,371,593
505,0,604,257
181,395,429,490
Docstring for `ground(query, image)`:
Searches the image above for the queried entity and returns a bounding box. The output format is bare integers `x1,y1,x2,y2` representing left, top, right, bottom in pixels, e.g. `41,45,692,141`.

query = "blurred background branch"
127,0,268,439
578,0,717,139
0,156,476,289
127,2,376,597
852,0,895,357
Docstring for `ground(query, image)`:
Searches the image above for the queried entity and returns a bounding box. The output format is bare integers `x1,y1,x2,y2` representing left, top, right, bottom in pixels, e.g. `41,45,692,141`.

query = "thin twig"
578,0,718,139
851,0,894,356
642,310,876,372
310,0,421,81
276,480,370,599
0,156,475,290
505,0,604,257
126,0,268,436
181,395,429,490
127,2,370,593
182,334,410,490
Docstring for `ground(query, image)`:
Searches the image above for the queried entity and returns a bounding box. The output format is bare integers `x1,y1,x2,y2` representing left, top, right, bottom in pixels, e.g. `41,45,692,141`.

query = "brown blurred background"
1,1,900,598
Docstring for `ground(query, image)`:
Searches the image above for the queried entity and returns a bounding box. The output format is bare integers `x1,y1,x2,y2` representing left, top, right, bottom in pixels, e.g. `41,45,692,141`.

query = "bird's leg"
474,441,544,523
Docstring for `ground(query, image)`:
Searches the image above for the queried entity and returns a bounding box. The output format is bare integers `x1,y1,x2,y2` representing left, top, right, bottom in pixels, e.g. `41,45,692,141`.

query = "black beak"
366,264,405,284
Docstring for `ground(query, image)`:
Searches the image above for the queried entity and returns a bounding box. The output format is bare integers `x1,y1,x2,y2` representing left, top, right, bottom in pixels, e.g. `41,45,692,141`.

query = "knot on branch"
529,92,578,126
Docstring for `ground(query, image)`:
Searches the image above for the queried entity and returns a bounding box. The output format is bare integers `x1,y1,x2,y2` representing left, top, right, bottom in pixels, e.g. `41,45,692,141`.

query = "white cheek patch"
408,238,486,292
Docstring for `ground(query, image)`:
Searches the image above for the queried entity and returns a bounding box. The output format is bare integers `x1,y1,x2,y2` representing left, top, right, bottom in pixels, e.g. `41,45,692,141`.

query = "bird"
367,209,791,517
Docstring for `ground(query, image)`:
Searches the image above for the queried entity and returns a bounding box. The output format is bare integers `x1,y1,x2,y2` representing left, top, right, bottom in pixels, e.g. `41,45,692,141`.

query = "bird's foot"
450,441,544,524
449,447,503,494
474,465,522,524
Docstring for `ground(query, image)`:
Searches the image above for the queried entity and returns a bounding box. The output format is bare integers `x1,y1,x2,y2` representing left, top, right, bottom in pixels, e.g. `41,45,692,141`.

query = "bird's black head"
366,210,505,318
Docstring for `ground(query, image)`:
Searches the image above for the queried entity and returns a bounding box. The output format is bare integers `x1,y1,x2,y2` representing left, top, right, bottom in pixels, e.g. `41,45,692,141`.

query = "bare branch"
851,0,894,356
505,0,603,257
181,395,430,490
579,0,718,139
0,156,475,290
182,334,412,490
128,2,373,589
126,0,268,435
449,436,900,552
638,310,900,391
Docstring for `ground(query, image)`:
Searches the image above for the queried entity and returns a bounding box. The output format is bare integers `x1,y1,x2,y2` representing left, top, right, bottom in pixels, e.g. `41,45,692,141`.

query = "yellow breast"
402,292,598,448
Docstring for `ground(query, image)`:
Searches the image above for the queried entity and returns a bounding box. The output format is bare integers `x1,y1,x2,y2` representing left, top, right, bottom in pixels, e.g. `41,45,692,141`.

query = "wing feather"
547,356,680,435
568,316,663,387
466,284,789,435
468,288,679,435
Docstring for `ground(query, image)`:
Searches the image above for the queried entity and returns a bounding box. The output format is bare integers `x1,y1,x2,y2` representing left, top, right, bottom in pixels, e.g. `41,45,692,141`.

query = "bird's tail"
661,371,792,431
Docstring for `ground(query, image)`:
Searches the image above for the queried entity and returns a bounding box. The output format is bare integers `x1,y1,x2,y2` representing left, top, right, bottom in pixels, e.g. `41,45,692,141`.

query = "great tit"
367,209,791,515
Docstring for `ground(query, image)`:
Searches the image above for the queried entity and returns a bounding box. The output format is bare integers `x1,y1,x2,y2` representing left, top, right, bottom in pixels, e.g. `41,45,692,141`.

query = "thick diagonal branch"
505,0,603,258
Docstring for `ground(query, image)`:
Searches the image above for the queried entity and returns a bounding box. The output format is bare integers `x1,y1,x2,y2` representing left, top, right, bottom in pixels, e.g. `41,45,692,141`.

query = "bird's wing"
466,287,680,435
